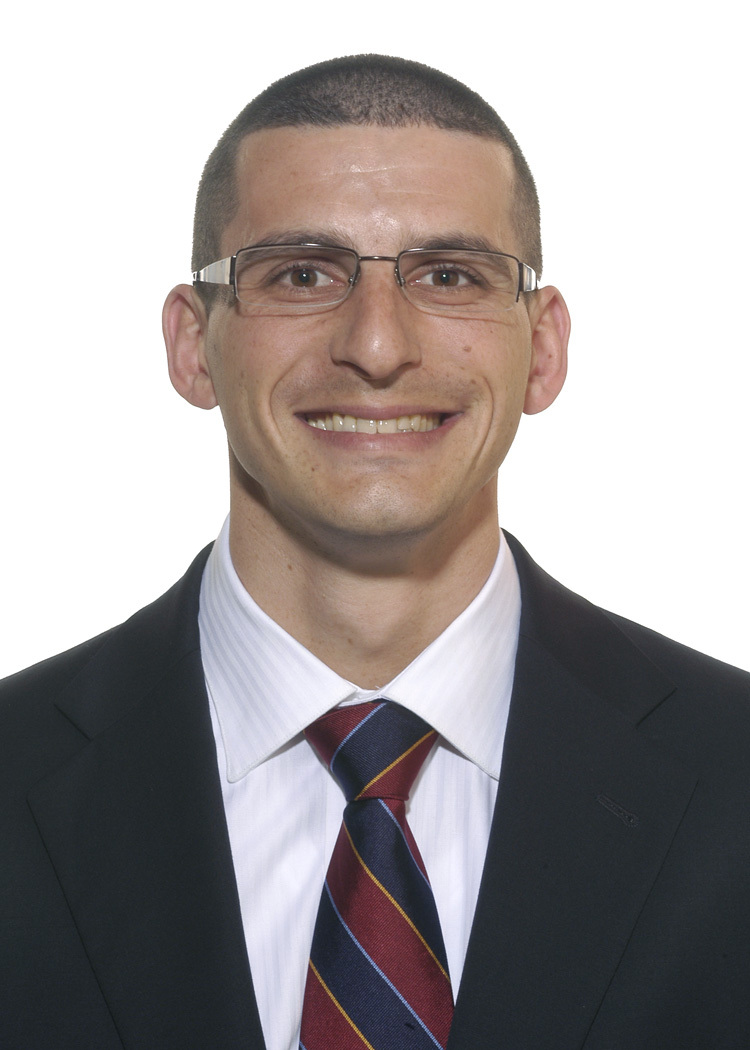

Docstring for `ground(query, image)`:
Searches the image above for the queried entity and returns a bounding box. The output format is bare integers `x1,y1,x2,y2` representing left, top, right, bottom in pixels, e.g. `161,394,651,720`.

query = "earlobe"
523,286,571,415
162,284,218,410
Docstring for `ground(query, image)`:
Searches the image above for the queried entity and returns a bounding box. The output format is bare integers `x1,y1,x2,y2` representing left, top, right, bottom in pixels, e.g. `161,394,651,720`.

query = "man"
2,54,749,1050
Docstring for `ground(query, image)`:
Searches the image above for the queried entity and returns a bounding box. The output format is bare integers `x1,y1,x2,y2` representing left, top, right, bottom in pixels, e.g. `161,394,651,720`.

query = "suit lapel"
28,549,266,1049
449,536,698,1050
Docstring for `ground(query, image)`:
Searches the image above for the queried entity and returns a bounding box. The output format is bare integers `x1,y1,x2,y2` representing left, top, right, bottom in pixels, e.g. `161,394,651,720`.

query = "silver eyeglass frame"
192,243,538,311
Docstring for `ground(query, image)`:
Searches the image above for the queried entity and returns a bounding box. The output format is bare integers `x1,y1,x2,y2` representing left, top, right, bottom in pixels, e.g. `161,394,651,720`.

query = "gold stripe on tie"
308,961,377,1050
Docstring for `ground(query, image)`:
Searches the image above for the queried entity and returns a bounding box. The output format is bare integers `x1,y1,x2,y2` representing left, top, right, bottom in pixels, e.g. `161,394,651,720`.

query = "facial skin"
164,124,569,684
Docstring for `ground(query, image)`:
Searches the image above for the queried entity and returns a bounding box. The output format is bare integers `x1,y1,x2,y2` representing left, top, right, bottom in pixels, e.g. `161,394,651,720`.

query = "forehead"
222,124,519,255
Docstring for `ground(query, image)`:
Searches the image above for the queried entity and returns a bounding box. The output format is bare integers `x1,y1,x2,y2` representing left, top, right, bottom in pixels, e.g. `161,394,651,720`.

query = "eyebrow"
244,229,359,251
416,233,505,255
238,229,507,256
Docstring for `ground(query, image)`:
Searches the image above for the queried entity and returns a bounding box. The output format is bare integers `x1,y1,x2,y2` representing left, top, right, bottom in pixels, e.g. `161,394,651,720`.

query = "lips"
304,412,443,433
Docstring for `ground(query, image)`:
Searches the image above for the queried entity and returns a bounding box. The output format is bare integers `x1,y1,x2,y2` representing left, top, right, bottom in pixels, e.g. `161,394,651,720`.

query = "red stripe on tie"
306,704,377,768
301,960,375,1050
326,823,453,1045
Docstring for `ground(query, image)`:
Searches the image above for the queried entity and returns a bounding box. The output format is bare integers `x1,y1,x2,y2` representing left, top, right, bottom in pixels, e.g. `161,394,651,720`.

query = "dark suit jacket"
2,535,749,1049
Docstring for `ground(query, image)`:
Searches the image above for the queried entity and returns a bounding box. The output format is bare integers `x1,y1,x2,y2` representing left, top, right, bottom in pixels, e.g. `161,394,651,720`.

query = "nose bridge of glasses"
353,255,403,289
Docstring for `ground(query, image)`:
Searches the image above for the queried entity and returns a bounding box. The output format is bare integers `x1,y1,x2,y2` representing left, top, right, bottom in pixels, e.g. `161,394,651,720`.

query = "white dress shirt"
199,517,521,1050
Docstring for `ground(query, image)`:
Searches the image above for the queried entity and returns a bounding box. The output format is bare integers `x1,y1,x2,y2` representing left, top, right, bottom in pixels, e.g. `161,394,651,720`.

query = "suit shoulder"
0,543,212,705
606,610,750,696
0,628,118,793
0,628,118,747
0,544,212,788
504,531,750,773
0,629,115,703
505,529,749,694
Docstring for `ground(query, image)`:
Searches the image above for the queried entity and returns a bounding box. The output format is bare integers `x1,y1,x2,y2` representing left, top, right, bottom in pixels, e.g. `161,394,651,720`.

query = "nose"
327,259,422,382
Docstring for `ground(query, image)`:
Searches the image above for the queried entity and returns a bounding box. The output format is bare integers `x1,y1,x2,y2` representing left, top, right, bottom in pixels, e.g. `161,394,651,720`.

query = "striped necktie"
300,700,454,1050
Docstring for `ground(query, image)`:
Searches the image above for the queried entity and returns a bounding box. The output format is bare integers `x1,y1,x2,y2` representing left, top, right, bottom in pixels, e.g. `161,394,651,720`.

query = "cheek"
465,329,532,400
207,323,280,417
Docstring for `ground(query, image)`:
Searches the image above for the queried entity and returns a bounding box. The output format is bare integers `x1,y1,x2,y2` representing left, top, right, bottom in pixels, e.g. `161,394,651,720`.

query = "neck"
227,489,500,689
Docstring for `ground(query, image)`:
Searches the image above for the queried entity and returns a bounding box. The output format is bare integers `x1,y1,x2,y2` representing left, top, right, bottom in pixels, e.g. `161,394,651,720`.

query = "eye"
403,258,485,296
400,251,489,292
233,245,357,308
421,267,468,288
269,258,351,292
283,265,330,288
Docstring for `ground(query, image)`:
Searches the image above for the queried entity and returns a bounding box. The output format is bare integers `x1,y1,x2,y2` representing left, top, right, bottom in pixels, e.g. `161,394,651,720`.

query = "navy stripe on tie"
330,704,432,800
310,884,445,1050
343,802,449,974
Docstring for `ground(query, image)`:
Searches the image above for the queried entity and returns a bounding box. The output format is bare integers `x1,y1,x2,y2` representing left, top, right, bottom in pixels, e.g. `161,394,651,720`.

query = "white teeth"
306,412,442,433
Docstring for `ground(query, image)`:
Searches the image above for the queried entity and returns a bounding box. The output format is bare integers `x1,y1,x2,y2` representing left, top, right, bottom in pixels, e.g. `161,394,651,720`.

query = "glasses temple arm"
520,262,538,293
192,257,233,285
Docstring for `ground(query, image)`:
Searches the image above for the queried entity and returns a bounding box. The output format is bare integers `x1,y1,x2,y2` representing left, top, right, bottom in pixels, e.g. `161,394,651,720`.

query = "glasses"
192,243,538,319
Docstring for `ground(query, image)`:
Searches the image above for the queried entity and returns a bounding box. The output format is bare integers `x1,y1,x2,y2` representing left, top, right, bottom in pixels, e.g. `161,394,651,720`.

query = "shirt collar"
199,517,520,783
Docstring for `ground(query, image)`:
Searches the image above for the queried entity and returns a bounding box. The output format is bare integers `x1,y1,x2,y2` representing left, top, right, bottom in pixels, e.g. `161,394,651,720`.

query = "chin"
287,495,446,554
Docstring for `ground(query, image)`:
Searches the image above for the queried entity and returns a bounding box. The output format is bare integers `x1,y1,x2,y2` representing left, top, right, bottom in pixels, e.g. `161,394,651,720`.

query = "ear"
162,284,218,409
523,286,570,415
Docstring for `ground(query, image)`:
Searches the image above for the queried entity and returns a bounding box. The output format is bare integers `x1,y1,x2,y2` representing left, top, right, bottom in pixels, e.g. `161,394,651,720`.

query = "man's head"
192,54,542,305
164,57,569,570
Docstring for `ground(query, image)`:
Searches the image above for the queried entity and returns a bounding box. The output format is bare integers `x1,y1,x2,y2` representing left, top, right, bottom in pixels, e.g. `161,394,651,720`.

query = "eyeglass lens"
233,245,520,315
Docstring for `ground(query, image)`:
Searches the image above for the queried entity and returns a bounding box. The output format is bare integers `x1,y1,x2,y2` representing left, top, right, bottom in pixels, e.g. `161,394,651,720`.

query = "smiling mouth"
304,412,443,433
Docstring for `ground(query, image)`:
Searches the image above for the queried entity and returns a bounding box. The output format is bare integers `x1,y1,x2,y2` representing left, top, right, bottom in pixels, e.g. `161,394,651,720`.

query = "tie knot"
305,701,437,802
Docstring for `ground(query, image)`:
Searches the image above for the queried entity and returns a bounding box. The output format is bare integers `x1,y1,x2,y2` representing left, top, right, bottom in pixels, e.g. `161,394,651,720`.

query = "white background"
1,0,747,678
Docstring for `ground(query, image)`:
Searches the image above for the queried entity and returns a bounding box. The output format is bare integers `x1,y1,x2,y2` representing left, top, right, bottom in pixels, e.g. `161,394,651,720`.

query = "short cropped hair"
192,55,542,306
